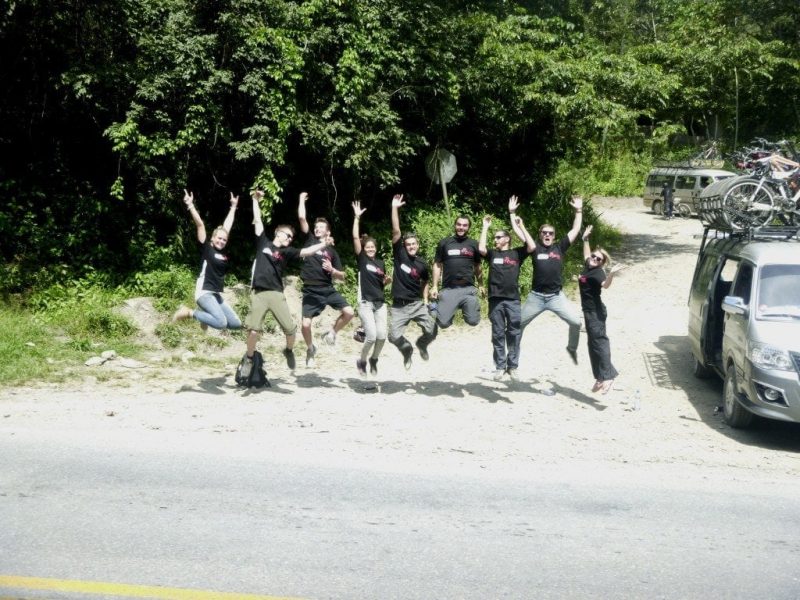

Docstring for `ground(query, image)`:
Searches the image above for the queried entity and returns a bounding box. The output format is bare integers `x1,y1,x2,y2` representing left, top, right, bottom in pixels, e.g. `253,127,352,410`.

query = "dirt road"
3,198,800,486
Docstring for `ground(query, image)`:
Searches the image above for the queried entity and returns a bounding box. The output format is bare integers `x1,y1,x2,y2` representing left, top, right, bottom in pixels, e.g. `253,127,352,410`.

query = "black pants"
584,309,618,381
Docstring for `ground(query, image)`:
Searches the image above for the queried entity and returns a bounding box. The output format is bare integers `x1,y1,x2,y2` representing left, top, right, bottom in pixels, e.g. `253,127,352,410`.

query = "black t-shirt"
434,235,480,288
579,263,606,315
358,252,387,304
391,239,429,301
532,236,571,294
196,240,229,294
300,232,343,288
486,246,530,300
251,233,301,292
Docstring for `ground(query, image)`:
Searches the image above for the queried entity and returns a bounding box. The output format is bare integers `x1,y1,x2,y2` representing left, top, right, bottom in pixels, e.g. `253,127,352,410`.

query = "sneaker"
601,379,615,394
567,348,578,365
416,340,429,361
283,348,296,370
172,305,192,322
368,357,378,375
592,380,603,392
322,330,336,346
507,369,519,382
306,345,317,368
401,346,413,370
356,359,367,376
492,369,507,381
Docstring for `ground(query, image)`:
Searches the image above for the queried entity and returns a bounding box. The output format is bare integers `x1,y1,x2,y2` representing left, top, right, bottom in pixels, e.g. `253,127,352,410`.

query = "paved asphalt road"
3,435,800,600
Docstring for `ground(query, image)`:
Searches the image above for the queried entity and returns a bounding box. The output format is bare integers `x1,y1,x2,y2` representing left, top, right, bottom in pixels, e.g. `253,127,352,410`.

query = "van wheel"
692,356,711,379
651,199,663,215
677,203,692,218
723,364,754,428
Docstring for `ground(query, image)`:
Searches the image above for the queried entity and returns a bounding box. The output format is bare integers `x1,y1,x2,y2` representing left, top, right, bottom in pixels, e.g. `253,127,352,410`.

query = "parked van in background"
643,166,736,216
688,228,800,428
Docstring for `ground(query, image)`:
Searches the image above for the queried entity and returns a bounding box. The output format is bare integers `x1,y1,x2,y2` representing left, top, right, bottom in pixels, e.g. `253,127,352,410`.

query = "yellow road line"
0,576,303,600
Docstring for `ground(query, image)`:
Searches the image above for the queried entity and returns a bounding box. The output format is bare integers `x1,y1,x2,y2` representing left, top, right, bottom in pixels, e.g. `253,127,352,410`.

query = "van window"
691,253,721,305
647,174,674,189
757,264,800,318
700,176,713,188
732,263,754,304
676,175,697,190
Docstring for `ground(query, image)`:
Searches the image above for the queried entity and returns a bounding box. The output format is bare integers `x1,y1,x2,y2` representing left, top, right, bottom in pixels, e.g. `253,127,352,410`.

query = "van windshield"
757,264,800,319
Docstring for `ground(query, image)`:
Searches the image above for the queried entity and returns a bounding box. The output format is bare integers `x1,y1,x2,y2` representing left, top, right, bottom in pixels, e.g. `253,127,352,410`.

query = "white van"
643,166,736,216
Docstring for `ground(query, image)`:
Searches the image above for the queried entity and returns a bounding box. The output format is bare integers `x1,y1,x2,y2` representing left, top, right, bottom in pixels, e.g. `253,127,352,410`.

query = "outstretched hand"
183,189,194,208
482,215,492,228
251,189,264,201
352,201,367,218
391,194,405,208
229,192,239,209
570,195,584,211
582,224,593,240
299,191,308,204
610,263,627,276
508,195,520,213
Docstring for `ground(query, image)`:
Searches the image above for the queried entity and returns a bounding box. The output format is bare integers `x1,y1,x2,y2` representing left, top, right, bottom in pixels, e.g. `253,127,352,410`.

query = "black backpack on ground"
235,351,270,388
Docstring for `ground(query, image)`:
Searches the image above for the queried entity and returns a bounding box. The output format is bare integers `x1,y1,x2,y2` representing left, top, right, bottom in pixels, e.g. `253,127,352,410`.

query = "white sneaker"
322,331,336,346
492,369,507,381
507,369,519,382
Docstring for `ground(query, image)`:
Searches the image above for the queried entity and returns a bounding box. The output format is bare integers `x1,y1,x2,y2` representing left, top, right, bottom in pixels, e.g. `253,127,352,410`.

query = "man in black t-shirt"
431,215,482,329
240,191,331,378
478,196,535,381
520,195,584,365
387,194,437,369
298,192,354,367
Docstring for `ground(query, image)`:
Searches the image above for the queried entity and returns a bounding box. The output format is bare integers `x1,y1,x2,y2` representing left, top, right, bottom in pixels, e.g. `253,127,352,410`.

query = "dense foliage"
1,0,798,291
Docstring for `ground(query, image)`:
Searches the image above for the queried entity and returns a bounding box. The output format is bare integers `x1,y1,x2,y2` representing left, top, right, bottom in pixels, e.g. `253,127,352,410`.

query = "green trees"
1,0,798,292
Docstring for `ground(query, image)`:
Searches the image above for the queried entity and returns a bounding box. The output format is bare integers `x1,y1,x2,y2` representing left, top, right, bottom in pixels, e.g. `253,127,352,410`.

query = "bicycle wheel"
722,181,774,228
677,203,692,218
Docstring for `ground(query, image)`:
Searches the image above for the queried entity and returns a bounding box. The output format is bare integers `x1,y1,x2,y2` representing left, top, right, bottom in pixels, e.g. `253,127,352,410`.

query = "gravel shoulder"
3,198,800,488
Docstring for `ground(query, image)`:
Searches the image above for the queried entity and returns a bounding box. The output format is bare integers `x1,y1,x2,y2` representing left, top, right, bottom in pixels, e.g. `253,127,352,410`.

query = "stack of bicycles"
699,138,800,231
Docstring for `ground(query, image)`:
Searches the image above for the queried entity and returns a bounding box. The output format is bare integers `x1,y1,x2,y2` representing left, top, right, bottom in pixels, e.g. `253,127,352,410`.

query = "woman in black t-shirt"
172,189,242,331
352,201,390,377
579,225,624,394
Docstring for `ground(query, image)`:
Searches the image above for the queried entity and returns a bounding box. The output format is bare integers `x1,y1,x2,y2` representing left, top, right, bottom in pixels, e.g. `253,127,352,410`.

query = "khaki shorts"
244,290,297,335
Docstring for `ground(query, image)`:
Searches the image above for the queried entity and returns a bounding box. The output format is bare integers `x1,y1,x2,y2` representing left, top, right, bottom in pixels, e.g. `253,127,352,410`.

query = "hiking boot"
306,345,317,368
567,348,578,365
506,369,519,382
401,346,413,370
322,330,336,346
492,369,507,382
415,340,430,361
368,357,378,375
356,359,368,376
172,305,192,322
283,347,296,370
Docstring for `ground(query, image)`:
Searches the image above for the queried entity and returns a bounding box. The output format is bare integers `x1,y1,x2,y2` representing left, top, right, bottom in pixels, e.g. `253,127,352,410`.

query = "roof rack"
652,159,726,169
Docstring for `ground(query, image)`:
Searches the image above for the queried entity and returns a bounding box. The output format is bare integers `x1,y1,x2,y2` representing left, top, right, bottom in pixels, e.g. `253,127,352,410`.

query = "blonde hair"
595,246,611,267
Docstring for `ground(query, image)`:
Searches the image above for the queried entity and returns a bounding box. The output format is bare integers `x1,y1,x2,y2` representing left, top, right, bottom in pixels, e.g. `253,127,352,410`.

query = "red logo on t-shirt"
548,251,561,260
503,256,518,266
579,274,587,283
460,248,474,257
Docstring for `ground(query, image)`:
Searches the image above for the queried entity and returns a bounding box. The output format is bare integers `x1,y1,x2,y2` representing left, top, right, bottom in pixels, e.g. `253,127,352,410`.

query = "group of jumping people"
174,190,623,394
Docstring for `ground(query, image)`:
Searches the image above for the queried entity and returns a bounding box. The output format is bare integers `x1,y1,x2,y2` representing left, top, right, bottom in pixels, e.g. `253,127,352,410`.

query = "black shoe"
567,348,578,365
356,359,367,376
401,346,413,370
415,340,429,361
283,348,296,370
369,357,378,375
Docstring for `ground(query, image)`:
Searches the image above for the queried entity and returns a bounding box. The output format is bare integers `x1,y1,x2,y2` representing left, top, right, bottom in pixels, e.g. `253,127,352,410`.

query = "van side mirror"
722,295,748,316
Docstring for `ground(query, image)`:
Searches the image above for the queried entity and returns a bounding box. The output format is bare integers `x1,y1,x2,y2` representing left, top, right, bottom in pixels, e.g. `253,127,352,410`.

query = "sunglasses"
541,231,555,236
590,254,604,262
494,234,507,239
279,231,293,240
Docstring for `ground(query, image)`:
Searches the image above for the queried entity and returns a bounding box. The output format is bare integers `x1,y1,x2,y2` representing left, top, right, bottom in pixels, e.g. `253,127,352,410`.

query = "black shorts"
302,286,350,318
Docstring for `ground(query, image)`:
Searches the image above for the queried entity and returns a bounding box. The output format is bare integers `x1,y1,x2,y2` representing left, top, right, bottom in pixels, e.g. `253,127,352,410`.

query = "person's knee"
342,307,354,320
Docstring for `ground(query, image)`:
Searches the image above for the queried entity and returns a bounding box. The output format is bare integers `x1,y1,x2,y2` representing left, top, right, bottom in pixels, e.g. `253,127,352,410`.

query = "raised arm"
298,191,309,234
603,263,625,289
582,225,593,260
222,192,238,234
299,235,330,258
352,201,366,254
183,189,206,243
567,195,584,244
390,194,404,244
251,190,264,237
478,215,491,256
512,215,535,253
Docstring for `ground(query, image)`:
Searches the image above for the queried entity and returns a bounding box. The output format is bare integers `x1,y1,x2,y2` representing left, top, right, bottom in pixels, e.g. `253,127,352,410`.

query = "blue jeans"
520,291,581,353
195,293,242,330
